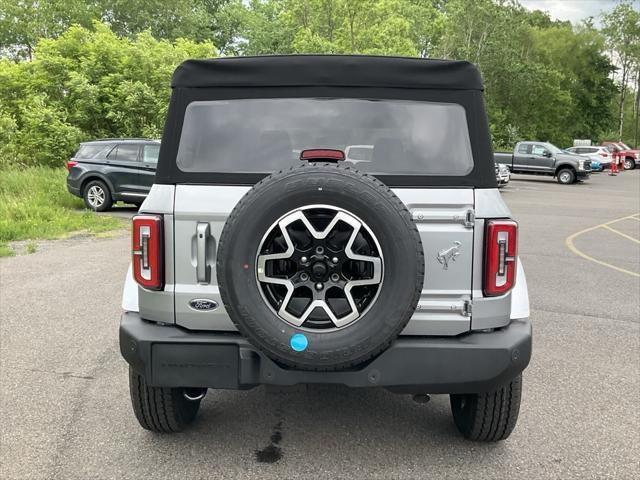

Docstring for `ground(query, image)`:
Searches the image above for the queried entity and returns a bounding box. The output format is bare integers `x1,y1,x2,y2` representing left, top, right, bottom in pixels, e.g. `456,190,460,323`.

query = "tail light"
66,160,78,171
599,152,608,157
132,215,164,290
484,219,517,297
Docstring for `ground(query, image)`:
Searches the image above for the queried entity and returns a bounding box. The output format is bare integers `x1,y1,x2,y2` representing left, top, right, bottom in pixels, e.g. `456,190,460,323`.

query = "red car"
601,141,639,170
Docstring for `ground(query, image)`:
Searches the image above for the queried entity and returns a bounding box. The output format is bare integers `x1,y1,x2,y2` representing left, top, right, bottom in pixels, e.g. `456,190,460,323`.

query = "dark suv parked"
66,138,160,211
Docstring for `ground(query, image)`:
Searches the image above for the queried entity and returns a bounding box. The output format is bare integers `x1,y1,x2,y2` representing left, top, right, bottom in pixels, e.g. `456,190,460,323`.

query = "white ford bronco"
120,55,531,442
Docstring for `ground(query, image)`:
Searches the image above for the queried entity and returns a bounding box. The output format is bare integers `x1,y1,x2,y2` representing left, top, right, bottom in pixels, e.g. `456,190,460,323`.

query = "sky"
518,0,637,26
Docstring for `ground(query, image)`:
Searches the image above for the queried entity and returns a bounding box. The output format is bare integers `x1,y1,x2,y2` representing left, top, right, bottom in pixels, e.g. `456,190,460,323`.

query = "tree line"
0,0,638,168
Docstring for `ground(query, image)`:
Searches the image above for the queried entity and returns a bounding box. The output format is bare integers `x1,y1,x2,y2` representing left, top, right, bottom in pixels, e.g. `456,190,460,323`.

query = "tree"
531,24,616,143
602,1,640,140
0,1,233,59
196,0,248,55
402,0,445,58
96,0,219,42
234,0,295,55
0,22,215,167
237,0,418,56
0,0,96,59
431,0,618,148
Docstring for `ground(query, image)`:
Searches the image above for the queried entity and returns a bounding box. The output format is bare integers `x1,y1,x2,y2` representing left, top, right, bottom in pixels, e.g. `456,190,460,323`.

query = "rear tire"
556,168,575,185
83,180,113,212
128,367,202,433
624,157,635,170
450,374,522,442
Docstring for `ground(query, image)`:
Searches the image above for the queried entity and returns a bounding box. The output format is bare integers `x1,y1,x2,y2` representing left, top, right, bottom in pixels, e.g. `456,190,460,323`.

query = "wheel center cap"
311,261,328,280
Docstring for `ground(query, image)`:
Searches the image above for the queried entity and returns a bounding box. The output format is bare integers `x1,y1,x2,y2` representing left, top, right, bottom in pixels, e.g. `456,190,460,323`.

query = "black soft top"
172,55,483,91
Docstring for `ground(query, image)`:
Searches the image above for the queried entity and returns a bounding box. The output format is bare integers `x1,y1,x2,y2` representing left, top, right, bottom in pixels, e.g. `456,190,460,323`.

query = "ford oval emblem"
189,299,218,312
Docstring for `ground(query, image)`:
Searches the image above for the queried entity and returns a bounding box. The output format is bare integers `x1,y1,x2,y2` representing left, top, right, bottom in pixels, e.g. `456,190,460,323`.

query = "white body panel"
394,189,474,335
510,259,530,319
126,184,527,335
122,257,530,319
122,264,139,312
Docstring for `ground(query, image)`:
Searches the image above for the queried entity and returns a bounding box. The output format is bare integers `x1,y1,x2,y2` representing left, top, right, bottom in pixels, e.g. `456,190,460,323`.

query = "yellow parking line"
565,213,640,278
602,224,640,244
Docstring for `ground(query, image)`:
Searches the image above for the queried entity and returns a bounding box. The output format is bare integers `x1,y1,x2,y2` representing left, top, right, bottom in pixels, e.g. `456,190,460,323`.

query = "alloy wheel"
87,185,106,208
559,171,571,183
256,205,383,330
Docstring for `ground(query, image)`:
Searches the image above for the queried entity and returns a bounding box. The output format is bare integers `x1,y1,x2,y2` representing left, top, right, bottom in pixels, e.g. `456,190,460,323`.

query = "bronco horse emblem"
436,241,462,270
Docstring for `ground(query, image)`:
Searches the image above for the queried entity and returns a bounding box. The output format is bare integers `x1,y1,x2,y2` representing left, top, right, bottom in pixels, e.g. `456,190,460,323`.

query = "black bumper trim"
66,182,81,197
120,312,532,394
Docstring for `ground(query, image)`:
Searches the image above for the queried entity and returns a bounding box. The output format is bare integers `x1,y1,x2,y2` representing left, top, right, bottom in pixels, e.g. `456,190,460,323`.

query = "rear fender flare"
80,172,116,197
554,164,576,177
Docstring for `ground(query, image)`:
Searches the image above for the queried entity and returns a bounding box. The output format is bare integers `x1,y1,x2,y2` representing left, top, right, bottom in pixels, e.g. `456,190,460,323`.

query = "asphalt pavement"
1,170,639,479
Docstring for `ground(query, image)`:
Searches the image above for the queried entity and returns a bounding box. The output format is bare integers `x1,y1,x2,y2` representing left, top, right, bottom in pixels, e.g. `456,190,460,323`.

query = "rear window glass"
76,144,114,159
176,98,474,176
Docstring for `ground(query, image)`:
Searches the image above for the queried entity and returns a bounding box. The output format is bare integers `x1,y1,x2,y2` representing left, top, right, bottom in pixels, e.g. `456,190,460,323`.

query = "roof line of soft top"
171,54,483,91
82,138,159,143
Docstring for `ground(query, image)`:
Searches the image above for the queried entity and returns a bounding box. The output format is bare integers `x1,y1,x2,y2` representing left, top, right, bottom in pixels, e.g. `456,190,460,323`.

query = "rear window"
176,98,474,176
76,143,114,159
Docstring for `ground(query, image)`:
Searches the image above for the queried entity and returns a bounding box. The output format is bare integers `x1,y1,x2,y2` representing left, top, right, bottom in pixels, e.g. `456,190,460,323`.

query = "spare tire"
217,163,424,371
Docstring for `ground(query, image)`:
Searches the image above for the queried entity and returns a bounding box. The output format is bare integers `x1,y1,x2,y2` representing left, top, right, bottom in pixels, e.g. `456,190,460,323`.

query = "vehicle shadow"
95,204,138,219
509,176,591,186
133,384,511,473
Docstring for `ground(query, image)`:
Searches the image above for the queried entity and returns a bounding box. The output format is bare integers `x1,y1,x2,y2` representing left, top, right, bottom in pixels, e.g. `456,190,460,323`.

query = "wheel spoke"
87,186,106,207
256,206,383,329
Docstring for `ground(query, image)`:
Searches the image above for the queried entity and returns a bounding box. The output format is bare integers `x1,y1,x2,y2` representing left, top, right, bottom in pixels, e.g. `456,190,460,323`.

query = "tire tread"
451,374,522,442
128,368,200,433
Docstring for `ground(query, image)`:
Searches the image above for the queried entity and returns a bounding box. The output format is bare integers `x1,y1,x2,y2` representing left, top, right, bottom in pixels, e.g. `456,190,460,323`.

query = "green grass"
0,167,122,255
0,242,14,257
25,240,37,254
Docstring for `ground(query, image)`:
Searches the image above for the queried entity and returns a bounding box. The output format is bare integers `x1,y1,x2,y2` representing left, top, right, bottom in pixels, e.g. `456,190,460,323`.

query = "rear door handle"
196,222,210,283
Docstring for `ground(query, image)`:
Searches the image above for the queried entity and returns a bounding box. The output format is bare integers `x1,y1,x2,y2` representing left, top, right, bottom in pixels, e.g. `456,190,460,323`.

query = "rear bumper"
120,312,532,394
66,178,81,197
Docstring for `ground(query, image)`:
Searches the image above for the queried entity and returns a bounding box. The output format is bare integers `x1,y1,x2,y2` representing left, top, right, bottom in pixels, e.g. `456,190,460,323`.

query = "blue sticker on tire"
290,333,308,352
